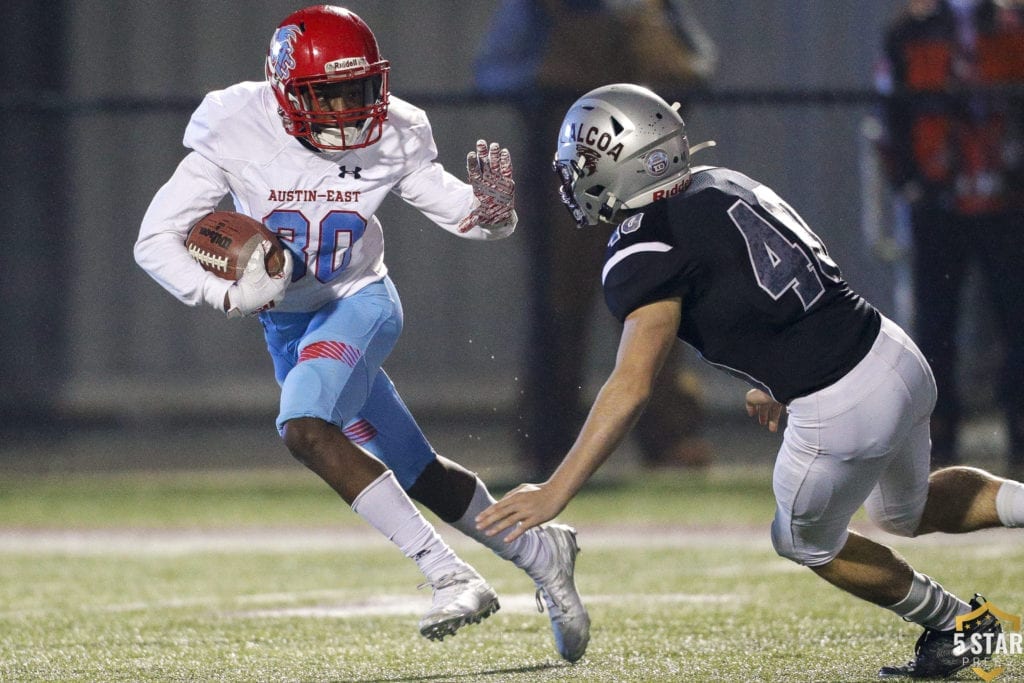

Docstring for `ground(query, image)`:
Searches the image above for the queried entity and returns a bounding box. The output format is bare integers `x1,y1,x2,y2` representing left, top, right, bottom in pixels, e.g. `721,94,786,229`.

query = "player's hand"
745,388,784,433
458,139,515,233
475,482,566,543
226,242,293,318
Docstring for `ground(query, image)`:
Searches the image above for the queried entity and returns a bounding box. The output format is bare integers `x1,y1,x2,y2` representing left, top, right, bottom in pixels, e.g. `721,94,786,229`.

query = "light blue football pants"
259,277,436,489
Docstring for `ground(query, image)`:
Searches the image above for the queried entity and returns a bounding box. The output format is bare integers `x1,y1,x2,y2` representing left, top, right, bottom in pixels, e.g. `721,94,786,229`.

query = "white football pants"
771,315,937,567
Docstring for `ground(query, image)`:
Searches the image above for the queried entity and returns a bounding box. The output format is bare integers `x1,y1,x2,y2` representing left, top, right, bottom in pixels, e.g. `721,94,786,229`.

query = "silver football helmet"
553,83,713,227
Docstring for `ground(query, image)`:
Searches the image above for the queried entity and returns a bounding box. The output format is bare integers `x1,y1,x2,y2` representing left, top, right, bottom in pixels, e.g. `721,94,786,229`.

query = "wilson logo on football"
197,226,233,249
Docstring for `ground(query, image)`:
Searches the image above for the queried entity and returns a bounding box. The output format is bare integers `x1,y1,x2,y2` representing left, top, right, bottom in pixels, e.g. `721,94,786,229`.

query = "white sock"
449,477,551,573
886,571,970,631
996,480,1024,528
352,471,468,582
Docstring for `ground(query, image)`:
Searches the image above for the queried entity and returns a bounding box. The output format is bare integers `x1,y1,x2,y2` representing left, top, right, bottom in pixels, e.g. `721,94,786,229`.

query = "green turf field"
2,466,1023,681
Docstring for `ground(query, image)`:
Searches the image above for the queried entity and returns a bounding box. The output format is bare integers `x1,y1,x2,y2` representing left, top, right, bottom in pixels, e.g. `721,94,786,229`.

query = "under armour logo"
338,165,362,179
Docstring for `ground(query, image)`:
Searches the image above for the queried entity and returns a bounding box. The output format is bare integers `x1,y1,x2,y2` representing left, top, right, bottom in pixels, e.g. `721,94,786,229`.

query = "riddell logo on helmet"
325,57,368,73
652,179,688,202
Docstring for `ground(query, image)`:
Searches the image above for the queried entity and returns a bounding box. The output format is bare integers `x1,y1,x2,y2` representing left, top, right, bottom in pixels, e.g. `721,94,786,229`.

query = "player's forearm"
547,373,651,500
134,228,231,309
135,153,234,309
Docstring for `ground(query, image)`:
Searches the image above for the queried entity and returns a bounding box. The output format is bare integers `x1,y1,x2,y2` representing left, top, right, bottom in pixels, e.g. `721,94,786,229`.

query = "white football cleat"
417,568,500,641
529,524,591,662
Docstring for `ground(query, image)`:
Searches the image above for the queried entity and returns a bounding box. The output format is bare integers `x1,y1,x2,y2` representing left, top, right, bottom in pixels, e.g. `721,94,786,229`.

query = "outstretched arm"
394,136,516,240
476,298,682,542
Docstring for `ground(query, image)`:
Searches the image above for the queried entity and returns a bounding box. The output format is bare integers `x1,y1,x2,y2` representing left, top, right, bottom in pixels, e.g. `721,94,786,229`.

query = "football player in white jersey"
476,83,1024,678
135,5,588,660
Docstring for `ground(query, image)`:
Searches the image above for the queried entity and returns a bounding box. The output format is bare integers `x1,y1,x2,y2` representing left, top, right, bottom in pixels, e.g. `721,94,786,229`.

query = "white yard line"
0,524,1019,622
0,589,743,620
0,527,381,555
0,523,1018,555
0,525,769,555
237,592,740,619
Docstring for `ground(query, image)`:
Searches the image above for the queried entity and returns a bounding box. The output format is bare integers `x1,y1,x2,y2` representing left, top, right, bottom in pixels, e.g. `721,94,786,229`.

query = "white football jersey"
136,80,512,313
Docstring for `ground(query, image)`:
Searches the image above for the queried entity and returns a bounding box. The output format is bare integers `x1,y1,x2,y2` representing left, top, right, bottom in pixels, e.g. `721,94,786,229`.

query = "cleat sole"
420,598,500,641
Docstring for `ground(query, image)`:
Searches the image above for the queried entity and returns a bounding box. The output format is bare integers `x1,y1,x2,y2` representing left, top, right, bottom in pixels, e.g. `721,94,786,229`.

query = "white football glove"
225,241,293,318
458,139,516,233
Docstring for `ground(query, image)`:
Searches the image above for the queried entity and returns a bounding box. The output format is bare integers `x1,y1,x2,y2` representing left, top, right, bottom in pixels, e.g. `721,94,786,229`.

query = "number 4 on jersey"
728,187,840,312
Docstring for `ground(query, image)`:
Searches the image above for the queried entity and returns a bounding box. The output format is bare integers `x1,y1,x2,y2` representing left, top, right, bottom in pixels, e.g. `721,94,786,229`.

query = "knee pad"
277,357,369,433
406,457,478,523
770,515,847,567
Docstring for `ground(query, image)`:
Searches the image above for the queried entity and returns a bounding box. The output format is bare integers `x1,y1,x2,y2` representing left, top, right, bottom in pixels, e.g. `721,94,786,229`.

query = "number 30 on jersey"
263,209,367,283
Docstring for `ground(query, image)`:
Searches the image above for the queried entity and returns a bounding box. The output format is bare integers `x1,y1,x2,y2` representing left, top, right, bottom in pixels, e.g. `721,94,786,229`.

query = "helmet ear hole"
584,184,605,198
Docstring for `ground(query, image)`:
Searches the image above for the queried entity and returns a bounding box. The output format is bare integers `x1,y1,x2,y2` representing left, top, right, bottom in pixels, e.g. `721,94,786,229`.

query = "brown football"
185,211,286,281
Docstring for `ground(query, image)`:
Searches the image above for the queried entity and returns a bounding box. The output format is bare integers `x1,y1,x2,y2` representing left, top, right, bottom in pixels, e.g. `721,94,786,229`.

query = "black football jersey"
602,167,881,403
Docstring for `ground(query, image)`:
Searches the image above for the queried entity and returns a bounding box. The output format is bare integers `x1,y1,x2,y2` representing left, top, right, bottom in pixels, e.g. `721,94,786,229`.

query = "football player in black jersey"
477,83,1024,678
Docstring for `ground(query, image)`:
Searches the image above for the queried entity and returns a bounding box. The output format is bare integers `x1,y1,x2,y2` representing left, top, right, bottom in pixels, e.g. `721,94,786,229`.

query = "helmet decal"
269,24,301,81
575,145,602,177
644,150,670,177
569,123,624,161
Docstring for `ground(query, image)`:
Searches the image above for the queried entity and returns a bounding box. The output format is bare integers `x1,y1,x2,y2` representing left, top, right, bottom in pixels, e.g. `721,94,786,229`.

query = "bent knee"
867,509,922,538
277,355,369,433
865,498,924,538
770,518,845,567
282,416,335,460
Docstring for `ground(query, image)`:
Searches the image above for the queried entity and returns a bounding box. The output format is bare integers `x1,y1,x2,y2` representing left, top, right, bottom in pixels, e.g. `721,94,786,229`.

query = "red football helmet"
266,5,390,150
